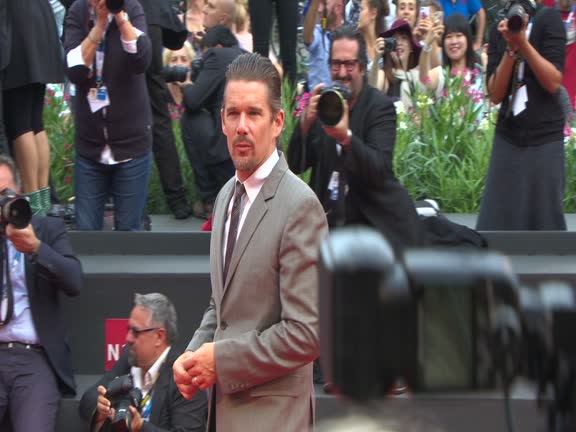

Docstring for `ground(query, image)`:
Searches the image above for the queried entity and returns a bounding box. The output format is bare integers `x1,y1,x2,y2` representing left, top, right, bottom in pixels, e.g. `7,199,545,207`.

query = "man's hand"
497,16,529,52
94,385,115,426
186,343,217,391
6,224,40,254
128,406,144,432
173,351,197,400
93,0,109,31
322,100,351,148
301,83,324,133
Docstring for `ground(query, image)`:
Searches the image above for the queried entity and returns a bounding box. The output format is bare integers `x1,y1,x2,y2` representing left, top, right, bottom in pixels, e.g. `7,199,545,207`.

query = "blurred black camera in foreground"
501,0,537,33
163,58,203,83
106,0,124,14
317,82,351,127
0,189,31,229
319,227,576,431
105,375,143,432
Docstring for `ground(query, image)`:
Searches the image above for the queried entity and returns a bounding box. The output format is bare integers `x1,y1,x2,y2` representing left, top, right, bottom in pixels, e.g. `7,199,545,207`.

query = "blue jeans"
75,153,151,231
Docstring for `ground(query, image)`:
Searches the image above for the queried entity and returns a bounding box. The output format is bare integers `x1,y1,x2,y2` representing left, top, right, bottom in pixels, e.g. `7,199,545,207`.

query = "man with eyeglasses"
288,25,424,252
79,293,207,432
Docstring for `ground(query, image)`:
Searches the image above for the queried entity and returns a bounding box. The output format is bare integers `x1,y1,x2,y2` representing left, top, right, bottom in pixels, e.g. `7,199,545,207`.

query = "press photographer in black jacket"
177,25,244,219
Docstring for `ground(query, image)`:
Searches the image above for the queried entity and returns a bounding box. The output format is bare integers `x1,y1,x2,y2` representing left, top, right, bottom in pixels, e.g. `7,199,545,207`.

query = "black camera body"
163,58,203,83
501,0,537,33
382,37,398,53
106,375,143,432
106,0,124,14
0,189,32,229
317,82,352,127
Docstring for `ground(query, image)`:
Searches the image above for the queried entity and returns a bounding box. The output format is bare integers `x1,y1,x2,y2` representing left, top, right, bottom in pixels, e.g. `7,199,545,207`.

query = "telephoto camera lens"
162,65,189,83
317,82,351,127
506,3,526,33
106,0,124,14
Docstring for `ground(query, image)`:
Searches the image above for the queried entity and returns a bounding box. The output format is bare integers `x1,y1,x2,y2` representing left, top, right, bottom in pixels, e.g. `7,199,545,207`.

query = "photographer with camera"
288,26,424,252
177,25,243,219
370,19,424,108
79,293,207,432
0,154,82,432
64,0,152,231
476,1,567,230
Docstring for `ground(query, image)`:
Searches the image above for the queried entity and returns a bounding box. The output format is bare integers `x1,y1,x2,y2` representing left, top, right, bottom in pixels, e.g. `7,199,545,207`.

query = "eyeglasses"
127,326,159,337
329,59,360,72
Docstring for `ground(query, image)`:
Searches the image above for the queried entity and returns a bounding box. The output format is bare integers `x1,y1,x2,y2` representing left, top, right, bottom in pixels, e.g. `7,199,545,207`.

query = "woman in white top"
419,13,483,98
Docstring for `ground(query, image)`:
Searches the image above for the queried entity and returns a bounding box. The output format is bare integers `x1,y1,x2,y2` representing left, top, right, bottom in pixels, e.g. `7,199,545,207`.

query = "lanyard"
140,389,153,420
564,4,576,30
516,21,533,84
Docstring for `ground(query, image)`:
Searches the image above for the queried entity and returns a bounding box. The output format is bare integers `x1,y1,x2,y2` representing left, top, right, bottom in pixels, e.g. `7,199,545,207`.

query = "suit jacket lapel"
214,182,234,293
148,348,174,424
223,154,288,293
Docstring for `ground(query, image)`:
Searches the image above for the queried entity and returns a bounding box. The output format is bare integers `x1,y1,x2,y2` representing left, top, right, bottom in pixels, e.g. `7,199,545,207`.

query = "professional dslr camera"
500,0,537,33
105,375,143,432
317,82,352,127
0,189,31,229
319,227,576,431
163,58,203,83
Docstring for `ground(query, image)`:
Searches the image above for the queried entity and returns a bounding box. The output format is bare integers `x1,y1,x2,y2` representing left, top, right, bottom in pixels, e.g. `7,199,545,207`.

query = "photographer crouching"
79,293,207,432
168,25,244,220
477,0,567,230
288,26,425,253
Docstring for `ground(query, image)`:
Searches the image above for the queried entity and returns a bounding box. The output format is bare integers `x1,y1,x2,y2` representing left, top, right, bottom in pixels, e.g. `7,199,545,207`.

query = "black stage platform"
48,214,576,431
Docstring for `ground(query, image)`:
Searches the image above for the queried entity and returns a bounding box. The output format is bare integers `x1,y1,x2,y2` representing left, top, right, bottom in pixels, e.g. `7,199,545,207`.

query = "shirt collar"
236,150,279,204
131,346,171,392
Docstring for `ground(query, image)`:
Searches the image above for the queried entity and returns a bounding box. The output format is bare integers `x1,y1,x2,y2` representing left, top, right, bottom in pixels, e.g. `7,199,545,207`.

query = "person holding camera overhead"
0,155,82,432
63,0,152,231
288,26,424,252
79,293,207,432
476,2,567,230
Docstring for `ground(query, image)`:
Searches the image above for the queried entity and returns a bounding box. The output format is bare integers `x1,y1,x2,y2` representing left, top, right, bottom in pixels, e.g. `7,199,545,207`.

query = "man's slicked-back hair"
0,154,21,190
134,293,178,345
225,52,282,115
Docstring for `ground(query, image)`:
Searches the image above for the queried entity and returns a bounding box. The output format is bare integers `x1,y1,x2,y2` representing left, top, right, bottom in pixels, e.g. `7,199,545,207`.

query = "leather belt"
0,341,43,352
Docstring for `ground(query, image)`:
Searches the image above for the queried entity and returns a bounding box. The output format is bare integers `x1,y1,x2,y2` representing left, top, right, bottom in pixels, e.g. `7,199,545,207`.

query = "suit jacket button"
220,321,228,330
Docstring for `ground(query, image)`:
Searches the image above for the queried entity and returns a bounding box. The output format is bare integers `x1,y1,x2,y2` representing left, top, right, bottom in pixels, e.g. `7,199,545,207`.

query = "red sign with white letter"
105,319,129,371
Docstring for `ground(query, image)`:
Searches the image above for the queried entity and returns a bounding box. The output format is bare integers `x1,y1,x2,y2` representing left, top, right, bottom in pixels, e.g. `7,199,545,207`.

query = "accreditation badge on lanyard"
565,5,576,45
88,23,111,113
512,22,533,116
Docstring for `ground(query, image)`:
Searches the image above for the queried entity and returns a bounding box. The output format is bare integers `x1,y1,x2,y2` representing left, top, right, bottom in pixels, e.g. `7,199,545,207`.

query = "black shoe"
169,198,192,220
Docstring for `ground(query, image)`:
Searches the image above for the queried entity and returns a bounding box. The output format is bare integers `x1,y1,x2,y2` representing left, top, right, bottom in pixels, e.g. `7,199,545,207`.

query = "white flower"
399,121,408,130
394,100,406,115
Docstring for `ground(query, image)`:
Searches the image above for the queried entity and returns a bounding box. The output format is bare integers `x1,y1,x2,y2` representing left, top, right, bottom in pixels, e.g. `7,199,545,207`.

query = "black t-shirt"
487,6,566,146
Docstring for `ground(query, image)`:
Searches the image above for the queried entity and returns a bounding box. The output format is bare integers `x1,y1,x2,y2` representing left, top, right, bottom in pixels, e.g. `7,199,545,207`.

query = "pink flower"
65,166,71,173
64,93,71,102
44,97,51,106
423,75,431,85
64,176,71,184
472,68,480,76
462,79,470,87
451,68,458,76
64,143,71,151
441,89,448,98
565,124,573,138
46,87,55,97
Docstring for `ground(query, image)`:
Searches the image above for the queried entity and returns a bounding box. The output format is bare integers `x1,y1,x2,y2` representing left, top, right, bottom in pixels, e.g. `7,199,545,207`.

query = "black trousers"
0,72,11,154
0,346,60,432
146,25,188,204
248,0,298,83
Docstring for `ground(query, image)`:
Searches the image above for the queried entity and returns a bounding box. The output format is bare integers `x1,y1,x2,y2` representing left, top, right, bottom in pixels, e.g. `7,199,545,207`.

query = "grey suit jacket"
188,153,328,431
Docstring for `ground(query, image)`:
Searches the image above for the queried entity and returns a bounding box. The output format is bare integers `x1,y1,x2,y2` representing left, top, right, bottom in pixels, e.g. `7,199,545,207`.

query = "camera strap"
0,238,15,327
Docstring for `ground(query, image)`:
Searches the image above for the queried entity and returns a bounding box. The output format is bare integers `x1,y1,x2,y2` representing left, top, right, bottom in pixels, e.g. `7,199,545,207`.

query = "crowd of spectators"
0,0,574,232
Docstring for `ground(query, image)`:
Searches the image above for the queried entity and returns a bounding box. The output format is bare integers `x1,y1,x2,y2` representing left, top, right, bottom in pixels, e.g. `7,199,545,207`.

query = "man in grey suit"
174,52,328,431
